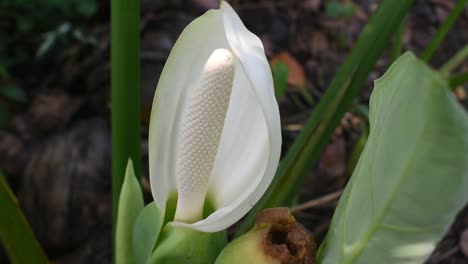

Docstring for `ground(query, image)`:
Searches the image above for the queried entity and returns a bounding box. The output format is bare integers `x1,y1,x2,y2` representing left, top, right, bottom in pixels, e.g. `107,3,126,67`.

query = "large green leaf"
115,159,144,264
318,53,468,264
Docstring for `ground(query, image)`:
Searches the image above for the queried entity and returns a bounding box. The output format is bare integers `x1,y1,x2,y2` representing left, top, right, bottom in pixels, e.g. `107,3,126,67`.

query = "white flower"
149,1,281,232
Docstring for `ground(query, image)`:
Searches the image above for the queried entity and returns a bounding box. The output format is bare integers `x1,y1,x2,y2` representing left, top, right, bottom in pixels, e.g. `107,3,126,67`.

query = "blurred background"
0,0,467,263
0,0,111,263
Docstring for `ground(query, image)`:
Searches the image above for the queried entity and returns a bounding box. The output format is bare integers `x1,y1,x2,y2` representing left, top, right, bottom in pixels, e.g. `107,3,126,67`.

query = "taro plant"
1,0,467,263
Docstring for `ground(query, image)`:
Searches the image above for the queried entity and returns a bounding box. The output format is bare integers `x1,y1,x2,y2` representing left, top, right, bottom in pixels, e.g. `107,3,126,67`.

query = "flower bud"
215,208,317,264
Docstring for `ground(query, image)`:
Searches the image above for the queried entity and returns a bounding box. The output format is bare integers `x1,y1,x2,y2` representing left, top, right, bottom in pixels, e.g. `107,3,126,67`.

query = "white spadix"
175,49,235,222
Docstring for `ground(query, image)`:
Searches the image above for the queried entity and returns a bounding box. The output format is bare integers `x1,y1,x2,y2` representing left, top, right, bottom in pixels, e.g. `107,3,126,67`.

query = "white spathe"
149,1,281,232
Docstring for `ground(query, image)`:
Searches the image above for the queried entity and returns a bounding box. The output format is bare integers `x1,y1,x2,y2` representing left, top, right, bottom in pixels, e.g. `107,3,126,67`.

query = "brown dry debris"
256,208,317,264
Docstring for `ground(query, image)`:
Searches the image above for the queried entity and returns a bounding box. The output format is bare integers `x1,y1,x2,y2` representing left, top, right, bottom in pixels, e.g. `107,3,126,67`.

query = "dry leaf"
271,52,307,88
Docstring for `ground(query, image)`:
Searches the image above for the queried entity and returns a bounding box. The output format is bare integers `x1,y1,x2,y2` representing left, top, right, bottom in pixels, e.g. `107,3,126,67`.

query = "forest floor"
0,0,467,263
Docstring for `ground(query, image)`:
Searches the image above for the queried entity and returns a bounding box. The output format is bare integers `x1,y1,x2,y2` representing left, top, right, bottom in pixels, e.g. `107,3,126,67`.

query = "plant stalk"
421,0,467,62
440,44,468,76
449,72,468,89
111,0,141,240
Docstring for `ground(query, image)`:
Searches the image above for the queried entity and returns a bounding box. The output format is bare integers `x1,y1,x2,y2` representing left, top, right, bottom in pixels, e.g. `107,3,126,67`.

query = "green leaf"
346,124,368,174
0,107,9,129
76,0,98,17
36,32,56,59
347,104,370,173
272,62,289,99
449,72,468,89
440,44,468,76
116,159,144,264
421,0,468,62
0,64,9,79
389,18,406,65
318,53,468,264
325,0,356,18
0,84,28,104
133,202,162,264
0,175,48,263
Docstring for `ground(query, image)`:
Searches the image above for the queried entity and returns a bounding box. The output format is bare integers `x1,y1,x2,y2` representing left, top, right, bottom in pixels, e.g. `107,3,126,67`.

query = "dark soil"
0,0,467,263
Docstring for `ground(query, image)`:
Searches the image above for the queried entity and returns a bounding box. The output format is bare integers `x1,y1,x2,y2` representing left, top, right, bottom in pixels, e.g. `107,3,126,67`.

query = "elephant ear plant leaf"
318,52,468,264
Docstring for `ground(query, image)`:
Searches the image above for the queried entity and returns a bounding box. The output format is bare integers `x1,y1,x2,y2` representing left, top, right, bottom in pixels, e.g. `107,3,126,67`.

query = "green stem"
389,17,406,64
421,0,467,62
111,0,141,238
0,176,48,264
236,0,414,237
440,45,468,76
449,72,468,89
